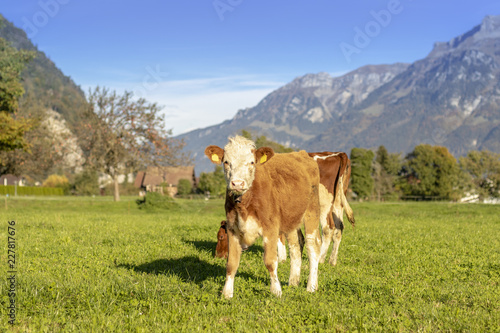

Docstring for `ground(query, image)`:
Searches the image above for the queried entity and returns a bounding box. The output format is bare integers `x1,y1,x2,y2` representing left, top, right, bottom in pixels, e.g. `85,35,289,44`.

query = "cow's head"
205,136,274,195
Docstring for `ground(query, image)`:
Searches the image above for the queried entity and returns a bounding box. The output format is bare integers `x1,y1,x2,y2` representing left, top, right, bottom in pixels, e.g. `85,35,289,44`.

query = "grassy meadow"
0,196,499,332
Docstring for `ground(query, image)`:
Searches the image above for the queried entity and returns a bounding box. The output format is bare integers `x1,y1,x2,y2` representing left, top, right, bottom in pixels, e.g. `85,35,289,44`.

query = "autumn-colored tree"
42,174,69,188
0,37,35,156
0,107,77,182
79,87,188,201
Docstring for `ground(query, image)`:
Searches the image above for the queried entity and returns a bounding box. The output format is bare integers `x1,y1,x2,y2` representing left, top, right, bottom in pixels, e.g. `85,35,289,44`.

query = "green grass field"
0,196,499,332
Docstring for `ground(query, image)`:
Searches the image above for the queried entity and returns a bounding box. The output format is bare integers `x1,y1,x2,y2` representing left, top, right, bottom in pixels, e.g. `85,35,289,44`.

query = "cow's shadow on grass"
185,239,264,256
117,255,264,285
117,256,225,284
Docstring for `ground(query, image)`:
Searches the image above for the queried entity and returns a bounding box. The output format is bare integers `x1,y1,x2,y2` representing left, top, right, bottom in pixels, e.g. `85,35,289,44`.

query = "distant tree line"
191,136,500,202
350,144,500,202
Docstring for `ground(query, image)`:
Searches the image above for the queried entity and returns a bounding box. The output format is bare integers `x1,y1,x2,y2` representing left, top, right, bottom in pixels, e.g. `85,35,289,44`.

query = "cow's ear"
205,145,224,164
254,147,275,164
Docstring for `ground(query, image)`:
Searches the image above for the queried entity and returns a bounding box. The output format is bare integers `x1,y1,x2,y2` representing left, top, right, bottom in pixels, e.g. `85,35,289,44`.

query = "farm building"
134,166,196,196
0,174,25,186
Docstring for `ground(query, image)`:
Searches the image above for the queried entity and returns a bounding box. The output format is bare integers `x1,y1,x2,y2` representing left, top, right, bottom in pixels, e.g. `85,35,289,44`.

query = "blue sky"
2,0,500,135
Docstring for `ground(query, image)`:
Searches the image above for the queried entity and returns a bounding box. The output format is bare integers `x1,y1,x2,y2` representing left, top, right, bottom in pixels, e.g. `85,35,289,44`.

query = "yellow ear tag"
211,154,219,162
260,154,267,164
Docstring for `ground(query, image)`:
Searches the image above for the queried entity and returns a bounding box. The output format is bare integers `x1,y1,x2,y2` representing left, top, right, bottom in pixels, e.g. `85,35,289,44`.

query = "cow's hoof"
270,283,282,297
222,291,233,299
288,276,300,287
306,283,318,293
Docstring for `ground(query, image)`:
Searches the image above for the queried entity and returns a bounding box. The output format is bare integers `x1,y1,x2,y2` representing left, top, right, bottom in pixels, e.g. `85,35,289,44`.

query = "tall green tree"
350,147,375,200
459,150,500,199
373,145,402,200
401,144,462,200
176,179,193,196
197,165,226,198
241,130,295,153
0,37,35,155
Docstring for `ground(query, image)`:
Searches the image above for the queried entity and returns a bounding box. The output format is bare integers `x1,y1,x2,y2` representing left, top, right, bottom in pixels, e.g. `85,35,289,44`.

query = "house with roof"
134,166,196,196
0,174,25,186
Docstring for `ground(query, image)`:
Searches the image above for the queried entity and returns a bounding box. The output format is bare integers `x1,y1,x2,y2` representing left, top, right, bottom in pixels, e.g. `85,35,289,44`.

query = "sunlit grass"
0,197,498,332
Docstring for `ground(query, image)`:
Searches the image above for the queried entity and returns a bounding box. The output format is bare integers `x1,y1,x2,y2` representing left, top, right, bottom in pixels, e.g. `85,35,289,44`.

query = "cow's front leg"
222,229,242,299
263,233,281,297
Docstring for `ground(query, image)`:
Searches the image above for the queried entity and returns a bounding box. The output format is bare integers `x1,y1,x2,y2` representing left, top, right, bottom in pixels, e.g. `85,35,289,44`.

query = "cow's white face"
222,137,256,194
205,136,274,196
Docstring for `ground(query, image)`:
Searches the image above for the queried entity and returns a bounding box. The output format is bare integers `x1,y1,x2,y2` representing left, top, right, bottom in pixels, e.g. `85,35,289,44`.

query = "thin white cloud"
85,74,285,136
150,86,278,135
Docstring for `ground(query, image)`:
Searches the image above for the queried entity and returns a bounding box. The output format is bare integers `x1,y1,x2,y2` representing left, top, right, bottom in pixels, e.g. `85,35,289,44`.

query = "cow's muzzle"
229,179,247,194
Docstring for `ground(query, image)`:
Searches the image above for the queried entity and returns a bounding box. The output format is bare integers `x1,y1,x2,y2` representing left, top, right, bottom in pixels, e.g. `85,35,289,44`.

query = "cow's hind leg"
318,184,334,263
286,229,302,287
303,189,321,293
328,204,345,266
319,213,334,263
263,232,282,297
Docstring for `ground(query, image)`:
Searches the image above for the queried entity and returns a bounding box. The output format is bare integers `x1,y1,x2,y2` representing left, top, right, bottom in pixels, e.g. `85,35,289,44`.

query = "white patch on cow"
313,152,341,161
277,238,287,262
223,136,257,194
222,275,234,299
238,215,262,247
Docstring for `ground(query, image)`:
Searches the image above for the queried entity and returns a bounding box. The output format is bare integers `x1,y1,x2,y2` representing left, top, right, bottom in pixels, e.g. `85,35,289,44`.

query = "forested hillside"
0,14,87,126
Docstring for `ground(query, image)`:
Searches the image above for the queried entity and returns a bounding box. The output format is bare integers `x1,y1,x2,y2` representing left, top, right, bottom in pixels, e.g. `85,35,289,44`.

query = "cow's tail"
340,178,355,228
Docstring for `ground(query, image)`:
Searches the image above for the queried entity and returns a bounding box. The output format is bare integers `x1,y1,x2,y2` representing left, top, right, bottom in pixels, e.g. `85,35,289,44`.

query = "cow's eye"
250,161,255,165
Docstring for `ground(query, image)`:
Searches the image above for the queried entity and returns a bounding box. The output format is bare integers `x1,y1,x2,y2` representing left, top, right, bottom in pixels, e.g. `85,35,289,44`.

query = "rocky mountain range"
178,15,500,174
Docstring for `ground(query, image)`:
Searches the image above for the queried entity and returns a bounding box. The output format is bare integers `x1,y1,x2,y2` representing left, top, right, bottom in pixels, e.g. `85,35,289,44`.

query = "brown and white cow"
205,136,324,298
309,152,355,266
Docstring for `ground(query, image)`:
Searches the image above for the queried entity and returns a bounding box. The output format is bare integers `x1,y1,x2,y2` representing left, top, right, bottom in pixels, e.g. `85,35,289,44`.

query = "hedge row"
0,185,64,196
